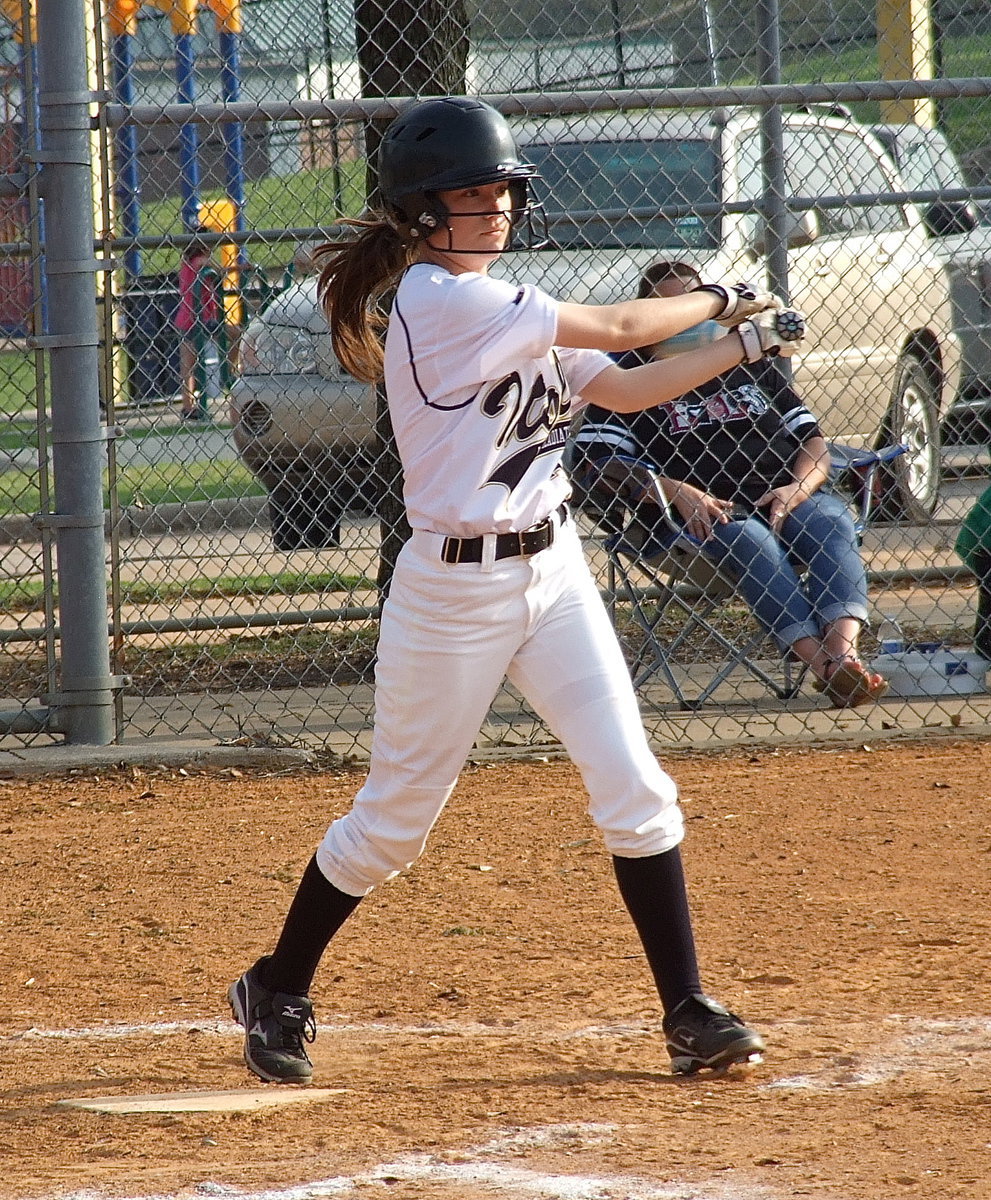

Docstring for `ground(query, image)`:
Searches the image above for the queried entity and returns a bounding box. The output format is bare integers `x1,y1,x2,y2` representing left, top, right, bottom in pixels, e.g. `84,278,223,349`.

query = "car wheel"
267,474,342,551
881,354,941,522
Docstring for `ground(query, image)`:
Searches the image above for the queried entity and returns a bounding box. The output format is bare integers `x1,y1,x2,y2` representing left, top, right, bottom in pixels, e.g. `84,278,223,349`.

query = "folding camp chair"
580,454,806,709
826,441,908,536
579,443,906,711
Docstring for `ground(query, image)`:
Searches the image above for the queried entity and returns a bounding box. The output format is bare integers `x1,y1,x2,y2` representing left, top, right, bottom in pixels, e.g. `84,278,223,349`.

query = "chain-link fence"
2,0,991,755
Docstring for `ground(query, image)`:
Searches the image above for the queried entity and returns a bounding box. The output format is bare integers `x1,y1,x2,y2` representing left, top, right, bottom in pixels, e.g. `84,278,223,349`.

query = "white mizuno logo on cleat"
281,1005,302,1018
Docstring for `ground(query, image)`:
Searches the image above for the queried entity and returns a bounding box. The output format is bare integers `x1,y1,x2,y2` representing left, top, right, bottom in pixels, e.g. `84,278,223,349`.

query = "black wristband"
692,282,730,318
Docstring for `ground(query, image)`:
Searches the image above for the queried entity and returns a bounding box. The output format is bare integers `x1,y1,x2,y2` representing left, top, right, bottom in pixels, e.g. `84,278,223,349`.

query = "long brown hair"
315,215,416,384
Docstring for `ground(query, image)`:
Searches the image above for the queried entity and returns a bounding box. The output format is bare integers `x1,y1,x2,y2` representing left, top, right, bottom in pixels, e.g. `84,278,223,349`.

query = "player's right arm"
583,337,746,412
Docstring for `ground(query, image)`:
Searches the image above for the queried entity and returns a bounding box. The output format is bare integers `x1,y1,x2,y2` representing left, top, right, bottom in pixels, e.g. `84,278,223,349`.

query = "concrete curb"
0,740,315,778
0,495,267,545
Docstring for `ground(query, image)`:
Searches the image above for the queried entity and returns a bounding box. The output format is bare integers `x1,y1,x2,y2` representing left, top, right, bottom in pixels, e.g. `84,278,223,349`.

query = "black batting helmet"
378,96,539,242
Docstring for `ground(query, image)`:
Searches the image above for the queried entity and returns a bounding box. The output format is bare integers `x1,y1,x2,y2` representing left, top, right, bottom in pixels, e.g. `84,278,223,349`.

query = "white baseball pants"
316,518,683,896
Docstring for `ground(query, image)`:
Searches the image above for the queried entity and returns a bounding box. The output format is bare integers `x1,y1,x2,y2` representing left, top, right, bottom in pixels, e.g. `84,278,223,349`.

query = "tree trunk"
353,0,468,598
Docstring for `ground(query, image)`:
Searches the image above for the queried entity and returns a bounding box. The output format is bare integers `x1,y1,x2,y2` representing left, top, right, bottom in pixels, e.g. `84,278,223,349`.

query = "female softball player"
228,96,804,1083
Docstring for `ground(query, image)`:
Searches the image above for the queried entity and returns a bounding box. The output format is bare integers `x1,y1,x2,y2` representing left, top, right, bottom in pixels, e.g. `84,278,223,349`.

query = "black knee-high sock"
261,855,362,997
612,846,702,1015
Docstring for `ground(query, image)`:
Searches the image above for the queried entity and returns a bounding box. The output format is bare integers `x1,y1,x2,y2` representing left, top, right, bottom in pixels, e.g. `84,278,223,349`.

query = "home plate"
58,1087,349,1114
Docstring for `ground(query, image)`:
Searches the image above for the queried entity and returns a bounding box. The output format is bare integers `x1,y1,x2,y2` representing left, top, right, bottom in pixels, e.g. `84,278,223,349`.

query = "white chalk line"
15,1018,990,1200
2,1017,661,1044
36,1123,778,1200
9,1014,991,1096
765,1013,991,1091
8,1012,991,1095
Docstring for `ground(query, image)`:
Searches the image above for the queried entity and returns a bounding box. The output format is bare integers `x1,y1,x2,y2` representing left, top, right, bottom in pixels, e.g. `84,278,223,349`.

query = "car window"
828,130,907,234
735,126,853,236
784,127,858,237
522,138,720,250
755,125,907,237
891,133,960,192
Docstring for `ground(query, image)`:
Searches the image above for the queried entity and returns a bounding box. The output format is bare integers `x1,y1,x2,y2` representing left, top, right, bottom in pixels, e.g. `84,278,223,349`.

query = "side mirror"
924,200,979,237
751,208,819,255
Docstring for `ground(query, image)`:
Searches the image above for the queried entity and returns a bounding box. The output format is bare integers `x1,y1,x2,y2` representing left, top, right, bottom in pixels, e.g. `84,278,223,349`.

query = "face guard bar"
414,194,549,253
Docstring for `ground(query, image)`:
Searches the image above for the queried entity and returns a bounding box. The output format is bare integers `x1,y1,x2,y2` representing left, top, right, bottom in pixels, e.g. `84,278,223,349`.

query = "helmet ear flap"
390,192,448,240
508,180,528,224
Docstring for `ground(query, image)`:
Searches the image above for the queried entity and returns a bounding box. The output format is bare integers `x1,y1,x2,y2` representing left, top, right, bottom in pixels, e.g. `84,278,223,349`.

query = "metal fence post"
756,0,789,306
36,0,117,744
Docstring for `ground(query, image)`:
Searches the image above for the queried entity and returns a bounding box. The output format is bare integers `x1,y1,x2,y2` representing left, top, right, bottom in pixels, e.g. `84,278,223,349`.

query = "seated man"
572,258,887,708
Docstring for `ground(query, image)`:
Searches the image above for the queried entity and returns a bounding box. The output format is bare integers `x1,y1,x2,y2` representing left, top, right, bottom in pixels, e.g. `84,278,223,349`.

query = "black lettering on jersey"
482,373,526,449
517,372,549,439
481,353,574,493
487,426,570,491
481,355,572,451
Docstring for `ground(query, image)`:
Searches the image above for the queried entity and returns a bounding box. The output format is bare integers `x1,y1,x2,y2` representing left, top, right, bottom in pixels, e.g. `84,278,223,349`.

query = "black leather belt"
441,503,569,564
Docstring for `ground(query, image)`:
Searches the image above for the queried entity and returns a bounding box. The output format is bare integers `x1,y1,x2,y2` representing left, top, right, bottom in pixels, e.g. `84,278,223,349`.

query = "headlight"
240,324,318,374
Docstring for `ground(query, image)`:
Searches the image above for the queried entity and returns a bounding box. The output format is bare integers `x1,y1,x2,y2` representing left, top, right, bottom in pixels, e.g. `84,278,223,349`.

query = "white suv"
230,105,960,544
510,106,959,518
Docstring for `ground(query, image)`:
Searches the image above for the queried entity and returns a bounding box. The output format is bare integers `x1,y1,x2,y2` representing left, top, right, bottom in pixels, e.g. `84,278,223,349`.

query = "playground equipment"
0,0,36,335
107,0,247,274
105,0,253,404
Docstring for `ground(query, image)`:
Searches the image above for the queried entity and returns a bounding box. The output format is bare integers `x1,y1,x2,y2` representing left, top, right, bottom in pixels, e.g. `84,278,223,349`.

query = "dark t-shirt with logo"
576,355,822,507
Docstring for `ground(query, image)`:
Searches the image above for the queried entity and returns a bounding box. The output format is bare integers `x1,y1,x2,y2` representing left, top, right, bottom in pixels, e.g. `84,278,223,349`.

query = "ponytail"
316,215,414,383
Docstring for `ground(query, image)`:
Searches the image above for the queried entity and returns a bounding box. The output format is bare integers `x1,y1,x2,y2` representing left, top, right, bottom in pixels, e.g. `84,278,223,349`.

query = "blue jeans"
698,490,868,652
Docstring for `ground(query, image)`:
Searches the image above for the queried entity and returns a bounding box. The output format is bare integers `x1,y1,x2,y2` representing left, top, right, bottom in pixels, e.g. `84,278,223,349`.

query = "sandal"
812,657,889,708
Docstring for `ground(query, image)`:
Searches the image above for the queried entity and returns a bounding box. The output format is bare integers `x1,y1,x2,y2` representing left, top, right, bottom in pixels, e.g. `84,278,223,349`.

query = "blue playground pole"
110,30,142,279
174,30,201,232
23,38,49,334
218,28,247,265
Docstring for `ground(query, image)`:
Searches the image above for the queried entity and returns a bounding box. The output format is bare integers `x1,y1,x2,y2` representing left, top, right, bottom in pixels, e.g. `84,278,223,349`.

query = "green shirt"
955,482,991,570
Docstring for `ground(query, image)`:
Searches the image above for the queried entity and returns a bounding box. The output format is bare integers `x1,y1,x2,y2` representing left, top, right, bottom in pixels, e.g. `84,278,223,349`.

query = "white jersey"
384,263,611,537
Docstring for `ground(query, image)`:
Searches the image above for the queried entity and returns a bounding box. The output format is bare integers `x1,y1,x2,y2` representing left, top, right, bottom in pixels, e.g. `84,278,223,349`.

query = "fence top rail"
103,76,991,128
5,177,991,258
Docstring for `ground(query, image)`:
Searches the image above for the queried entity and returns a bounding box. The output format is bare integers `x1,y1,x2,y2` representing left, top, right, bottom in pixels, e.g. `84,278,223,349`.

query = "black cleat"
228,956,316,1084
663,993,765,1074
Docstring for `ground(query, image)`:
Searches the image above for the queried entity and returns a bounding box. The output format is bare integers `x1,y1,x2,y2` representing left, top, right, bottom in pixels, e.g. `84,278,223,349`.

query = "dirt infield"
3,737,991,1200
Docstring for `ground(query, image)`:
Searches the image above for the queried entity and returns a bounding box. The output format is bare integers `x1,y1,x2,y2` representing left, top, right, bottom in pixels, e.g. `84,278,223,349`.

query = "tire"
881,354,941,522
267,473,342,551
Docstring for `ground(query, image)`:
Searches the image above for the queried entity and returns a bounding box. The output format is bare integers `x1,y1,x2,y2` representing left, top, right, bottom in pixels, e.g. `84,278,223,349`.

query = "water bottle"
875,617,904,655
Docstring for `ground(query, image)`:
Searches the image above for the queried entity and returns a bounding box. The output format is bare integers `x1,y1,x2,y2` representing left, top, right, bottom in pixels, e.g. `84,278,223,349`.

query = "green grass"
0,352,43,419
0,419,39,452
137,159,367,276
705,32,991,166
119,567,375,605
0,567,376,615
112,459,265,508
0,457,265,519
119,624,381,696
774,32,991,164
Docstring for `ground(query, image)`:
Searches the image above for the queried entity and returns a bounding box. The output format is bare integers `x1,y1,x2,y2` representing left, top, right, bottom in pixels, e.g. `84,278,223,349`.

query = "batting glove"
693,281,783,326
735,308,807,362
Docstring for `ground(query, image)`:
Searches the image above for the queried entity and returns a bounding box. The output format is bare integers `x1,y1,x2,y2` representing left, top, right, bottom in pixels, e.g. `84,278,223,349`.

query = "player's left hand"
694,282,783,326
736,308,808,362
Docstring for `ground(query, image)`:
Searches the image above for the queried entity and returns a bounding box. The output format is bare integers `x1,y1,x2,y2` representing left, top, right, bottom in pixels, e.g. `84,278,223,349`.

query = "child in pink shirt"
176,239,220,418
